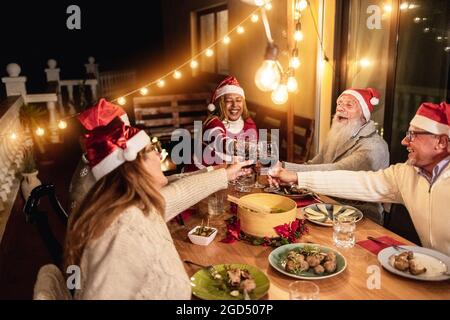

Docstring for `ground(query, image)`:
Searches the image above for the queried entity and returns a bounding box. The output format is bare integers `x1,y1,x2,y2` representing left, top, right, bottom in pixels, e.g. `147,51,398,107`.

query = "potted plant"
20,148,42,200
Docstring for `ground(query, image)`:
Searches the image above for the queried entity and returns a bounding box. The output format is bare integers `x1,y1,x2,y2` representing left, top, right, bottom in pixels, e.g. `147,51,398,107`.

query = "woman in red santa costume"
185,76,258,171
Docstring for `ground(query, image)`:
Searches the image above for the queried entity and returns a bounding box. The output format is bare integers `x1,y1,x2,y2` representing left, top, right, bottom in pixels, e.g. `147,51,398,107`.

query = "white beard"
321,115,365,162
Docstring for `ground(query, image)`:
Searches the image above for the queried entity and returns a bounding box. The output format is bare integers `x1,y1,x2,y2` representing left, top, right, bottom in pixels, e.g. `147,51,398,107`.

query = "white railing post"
44,59,60,82
66,84,76,114
47,101,59,143
1,63,27,97
90,82,98,101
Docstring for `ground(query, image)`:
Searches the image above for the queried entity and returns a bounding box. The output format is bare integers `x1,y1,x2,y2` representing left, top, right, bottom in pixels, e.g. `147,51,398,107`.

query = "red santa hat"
340,88,380,122
410,102,450,136
78,98,130,131
207,76,245,112
83,117,150,180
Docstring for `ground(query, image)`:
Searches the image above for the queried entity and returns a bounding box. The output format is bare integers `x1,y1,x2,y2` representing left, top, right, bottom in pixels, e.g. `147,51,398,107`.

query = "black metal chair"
23,184,68,266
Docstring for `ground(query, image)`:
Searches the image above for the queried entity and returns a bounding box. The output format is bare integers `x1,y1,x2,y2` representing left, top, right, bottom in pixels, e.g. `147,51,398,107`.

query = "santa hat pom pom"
123,147,138,161
207,103,216,112
370,97,379,105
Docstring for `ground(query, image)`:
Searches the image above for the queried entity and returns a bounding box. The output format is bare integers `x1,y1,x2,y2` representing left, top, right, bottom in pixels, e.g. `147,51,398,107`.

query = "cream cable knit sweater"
297,163,450,256
75,169,229,300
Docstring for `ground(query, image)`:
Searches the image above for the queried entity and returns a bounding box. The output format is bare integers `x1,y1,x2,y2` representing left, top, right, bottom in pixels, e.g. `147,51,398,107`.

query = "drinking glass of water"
288,281,320,300
333,215,356,248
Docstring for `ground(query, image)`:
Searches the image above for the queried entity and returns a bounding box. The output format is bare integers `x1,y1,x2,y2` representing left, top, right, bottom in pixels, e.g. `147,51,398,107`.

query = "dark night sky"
0,0,164,98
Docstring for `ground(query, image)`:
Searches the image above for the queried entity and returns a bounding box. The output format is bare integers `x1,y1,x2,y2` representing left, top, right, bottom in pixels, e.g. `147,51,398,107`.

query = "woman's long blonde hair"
64,149,165,269
204,95,250,126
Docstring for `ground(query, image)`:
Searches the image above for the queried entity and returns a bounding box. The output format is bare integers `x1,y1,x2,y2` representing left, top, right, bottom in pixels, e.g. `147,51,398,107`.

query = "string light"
413,17,421,23
10,133,17,140
118,97,126,105
290,56,301,69
36,127,45,136
173,70,182,79
251,14,259,23
294,30,304,41
271,82,289,104
444,46,450,53
58,120,67,130
295,0,308,11
359,58,372,68
423,27,430,33
237,26,245,34
190,60,199,69
140,87,149,95
400,2,409,10
255,44,281,92
223,36,231,44
286,75,298,93
157,79,165,88
264,2,272,10
205,48,214,57
383,4,393,13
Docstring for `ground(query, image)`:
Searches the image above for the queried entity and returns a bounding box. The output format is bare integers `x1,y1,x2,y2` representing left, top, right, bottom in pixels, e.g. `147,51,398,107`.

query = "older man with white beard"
280,88,389,224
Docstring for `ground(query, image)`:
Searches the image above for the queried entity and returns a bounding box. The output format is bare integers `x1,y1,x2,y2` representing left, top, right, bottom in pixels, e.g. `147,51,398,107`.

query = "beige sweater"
297,163,450,256
75,169,229,300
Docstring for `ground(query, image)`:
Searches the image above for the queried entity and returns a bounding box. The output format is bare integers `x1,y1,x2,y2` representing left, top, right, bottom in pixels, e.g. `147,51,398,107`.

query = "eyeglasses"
405,131,436,142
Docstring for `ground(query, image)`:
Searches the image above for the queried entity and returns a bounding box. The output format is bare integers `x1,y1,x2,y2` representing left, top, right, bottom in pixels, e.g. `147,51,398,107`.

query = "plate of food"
264,185,317,199
378,246,450,281
268,243,347,280
190,263,270,300
301,203,363,227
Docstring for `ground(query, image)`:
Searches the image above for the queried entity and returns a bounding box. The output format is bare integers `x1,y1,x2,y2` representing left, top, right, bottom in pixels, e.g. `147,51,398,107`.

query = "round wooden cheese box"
237,193,297,238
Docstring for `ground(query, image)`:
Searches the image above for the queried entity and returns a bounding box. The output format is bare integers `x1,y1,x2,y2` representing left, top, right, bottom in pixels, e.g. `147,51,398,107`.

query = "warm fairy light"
35,127,45,136
140,87,149,95
271,83,289,105
436,36,443,42
205,48,214,57
413,17,421,23
286,76,298,93
409,3,419,9
400,2,409,10
173,70,182,79
255,61,281,92
157,79,165,88
383,4,393,13
251,14,259,23
237,26,245,34
423,27,430,33
290,57,301,69
223,36,231,44
10,133,17,140
295,0,308,11
254,0,266,6
444,47,450,53
359,58,372,68
264,2,272,10
190,60,199,69
294,30,304,41
58,120,67,130
118,97,126,105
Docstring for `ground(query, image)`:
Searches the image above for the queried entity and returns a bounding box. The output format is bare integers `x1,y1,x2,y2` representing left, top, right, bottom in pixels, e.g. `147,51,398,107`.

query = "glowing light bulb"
383,4,392,13
237,26,245,34
290,57,301,69
223,36,231,44
10,133,17,140
251,14,259,23
140,87,149,95
255,60,281,92
36,127,45,136
157,79,165,88
413,17,421,23
400,2,409,10
409,3,418,9
423,27,430,33
359,58,371,68
190,60,199,69
173,70,182,79
118,97,126,105
205,48,214,57
271,84,289,105
264,2,272,10
58,120,67,130
444,47,450,53
254,0,266,6
294,30,304,41
286,76,298,93
295,0,308,11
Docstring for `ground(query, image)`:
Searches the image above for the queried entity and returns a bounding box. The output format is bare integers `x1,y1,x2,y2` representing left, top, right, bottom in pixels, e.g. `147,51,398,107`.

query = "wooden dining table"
169,183,450,300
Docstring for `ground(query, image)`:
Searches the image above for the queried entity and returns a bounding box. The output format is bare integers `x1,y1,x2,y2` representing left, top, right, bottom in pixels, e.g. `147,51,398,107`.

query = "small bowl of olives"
188,225,218,246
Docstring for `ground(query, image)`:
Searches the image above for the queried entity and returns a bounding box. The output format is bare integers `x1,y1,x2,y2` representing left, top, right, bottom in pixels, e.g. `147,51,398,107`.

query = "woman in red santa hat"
184,75,258,171
64,111,253,299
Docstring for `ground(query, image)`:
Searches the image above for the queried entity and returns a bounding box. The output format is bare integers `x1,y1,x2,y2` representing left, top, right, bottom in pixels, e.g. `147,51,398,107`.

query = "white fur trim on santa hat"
215,85,245,101
91,130,150,180
342,90,371,122
410,114,450,136
207,103,216,112
120,113,130,126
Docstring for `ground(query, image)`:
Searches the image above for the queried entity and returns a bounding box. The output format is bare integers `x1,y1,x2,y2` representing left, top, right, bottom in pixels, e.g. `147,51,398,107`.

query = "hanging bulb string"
261,8,274,44
110,6,263,103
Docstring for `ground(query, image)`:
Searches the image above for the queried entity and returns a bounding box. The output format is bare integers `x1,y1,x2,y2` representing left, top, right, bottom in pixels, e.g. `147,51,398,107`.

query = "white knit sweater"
297,163,450,256
75,169,229,300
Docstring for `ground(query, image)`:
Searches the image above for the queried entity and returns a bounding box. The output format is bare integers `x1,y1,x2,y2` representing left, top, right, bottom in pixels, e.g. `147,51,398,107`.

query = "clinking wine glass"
234,138,256,192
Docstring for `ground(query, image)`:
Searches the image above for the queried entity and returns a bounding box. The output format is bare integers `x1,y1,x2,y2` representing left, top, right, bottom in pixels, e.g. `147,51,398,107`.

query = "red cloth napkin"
295,196,320,208
357,236,406,255
170,208,196,225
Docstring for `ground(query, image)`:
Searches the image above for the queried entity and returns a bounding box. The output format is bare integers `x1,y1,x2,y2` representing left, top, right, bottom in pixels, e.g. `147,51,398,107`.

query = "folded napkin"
357,236,406,255
295,196,320,208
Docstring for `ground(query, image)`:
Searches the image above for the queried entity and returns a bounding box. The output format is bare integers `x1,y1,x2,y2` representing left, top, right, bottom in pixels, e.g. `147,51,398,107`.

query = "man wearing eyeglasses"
269,102,450,256
278,88,389,225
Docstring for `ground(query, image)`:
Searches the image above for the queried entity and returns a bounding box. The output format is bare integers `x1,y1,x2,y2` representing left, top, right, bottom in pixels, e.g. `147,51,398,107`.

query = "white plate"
301,203,363,227
378,246,450,281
